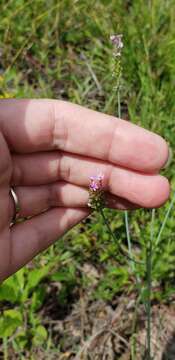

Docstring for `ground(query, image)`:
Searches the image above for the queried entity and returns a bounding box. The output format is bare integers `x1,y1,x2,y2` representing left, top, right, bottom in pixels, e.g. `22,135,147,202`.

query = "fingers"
0,132,12,230
2,208,89,280
12,152,170,208
10,182,138,217
0,99,168,172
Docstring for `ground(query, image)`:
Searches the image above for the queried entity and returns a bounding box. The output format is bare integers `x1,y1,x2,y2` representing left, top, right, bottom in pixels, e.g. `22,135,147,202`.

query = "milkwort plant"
88,34,175,360
109,34,167,359
110,33,154,360
109,34,175,360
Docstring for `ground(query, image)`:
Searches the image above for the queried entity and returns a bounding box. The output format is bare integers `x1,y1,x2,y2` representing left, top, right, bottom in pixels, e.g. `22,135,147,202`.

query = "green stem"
100,208,143,265
117,88,121,119
125,211,135,272
146,209,155,360
117,89,135,272
146,246,152,360
154,192,175,249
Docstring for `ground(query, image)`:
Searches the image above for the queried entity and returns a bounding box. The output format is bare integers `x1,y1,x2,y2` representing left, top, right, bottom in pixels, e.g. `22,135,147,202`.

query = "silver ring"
10,188,20,225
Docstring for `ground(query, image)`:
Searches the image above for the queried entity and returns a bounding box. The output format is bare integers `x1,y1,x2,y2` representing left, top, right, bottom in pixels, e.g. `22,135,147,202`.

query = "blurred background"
0,0,175,359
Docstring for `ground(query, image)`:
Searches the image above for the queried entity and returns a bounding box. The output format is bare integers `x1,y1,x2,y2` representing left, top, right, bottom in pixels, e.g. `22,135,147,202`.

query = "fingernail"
162,146,172,169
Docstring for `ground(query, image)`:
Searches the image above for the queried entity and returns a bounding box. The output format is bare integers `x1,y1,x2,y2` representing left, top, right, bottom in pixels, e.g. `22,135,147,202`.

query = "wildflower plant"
87,34,154,360
110,33,153,360
108,33,175,360
87,32,175,360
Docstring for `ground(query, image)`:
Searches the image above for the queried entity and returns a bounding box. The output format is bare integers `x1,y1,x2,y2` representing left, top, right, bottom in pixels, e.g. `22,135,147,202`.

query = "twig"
81,52,102,93
74,326,107,360
109,329,129,348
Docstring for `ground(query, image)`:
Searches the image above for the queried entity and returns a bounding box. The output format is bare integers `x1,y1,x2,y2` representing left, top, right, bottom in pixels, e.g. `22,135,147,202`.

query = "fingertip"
145,176,170,208
161,142,172,170
144,134,169,173
157,176,170,207
157,136,170,170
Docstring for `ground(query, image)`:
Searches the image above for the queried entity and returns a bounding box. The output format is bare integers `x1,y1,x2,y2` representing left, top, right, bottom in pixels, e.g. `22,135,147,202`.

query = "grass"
0,0,175,358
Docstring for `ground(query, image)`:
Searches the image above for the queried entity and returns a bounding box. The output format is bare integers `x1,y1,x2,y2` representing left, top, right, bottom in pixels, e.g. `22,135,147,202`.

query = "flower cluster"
110,34,123,57
110,34,123,90
88,173,105,209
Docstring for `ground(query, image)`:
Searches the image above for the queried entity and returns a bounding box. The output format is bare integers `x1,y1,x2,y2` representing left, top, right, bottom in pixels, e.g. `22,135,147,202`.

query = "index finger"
0,99,168,172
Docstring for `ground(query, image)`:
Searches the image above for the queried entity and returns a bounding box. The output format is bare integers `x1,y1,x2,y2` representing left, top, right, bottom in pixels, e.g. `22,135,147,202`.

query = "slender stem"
125,211,135,272
81,52,102,93
117,89,121,119
117,89,135,272
100,208,118,244
100,208,143,265
154,192,175,248
146,245,152,360
146,209,155,360
150,209,155,243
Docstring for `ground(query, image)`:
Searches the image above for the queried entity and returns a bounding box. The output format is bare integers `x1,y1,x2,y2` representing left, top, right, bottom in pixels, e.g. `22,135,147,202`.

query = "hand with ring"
0,99,170,281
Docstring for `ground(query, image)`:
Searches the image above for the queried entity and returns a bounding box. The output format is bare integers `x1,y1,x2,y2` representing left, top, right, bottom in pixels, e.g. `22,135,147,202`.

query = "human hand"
0,99,170,281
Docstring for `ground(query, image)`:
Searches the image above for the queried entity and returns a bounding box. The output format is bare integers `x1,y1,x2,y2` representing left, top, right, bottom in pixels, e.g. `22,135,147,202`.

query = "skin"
0,99,170,281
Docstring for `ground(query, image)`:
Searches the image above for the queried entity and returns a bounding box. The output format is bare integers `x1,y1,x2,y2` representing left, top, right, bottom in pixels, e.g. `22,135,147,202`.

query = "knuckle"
51,101,69,150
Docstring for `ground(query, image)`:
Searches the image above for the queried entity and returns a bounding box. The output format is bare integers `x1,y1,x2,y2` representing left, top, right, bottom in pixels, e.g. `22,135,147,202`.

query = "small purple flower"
89,173,104,192
90,181,99,191
88,173,105,209
110,34,123,56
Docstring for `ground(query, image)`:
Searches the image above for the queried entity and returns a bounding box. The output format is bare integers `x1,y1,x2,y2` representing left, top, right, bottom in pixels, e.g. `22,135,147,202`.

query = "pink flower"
88,173,105,209
110,34,123,56
89,173,104,192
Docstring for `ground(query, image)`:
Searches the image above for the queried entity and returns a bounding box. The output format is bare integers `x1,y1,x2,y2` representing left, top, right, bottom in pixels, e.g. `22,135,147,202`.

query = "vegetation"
0,0,175,358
